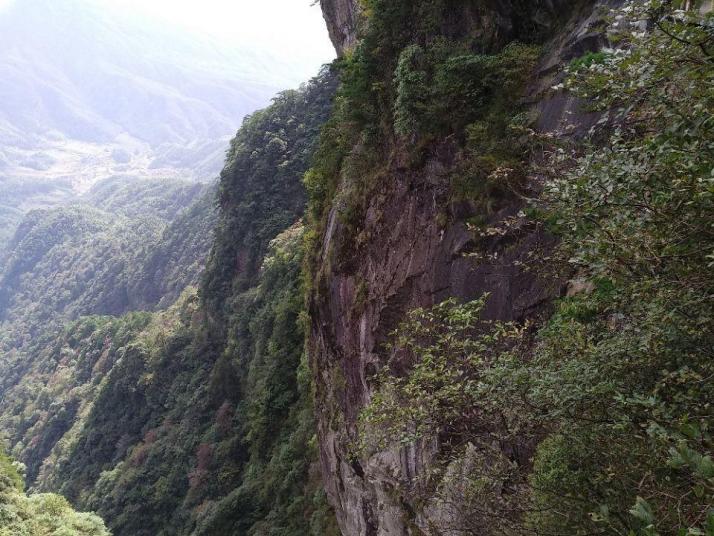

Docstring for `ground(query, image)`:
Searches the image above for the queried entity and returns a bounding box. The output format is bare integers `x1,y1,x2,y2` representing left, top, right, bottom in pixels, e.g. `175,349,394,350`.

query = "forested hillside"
0,175,215,349
0,68,339,536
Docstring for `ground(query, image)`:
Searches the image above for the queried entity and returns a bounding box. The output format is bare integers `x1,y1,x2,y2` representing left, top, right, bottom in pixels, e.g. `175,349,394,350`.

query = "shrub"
357,2,714,533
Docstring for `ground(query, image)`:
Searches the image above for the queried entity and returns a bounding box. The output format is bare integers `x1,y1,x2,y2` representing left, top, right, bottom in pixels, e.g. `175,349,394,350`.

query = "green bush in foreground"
0,448,110,535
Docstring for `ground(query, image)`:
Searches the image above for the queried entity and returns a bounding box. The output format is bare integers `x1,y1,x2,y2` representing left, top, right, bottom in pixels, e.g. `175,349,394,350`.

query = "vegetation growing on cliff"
358,297,527,452
357,1,714,534
305,0,544,281
527,3,714,532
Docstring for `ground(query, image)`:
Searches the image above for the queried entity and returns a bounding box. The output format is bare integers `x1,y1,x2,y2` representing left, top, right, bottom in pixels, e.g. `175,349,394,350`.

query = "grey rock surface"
312,1,615,534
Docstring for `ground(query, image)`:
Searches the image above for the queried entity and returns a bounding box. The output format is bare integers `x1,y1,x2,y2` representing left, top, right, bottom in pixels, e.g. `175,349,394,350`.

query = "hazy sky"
0,0,336,63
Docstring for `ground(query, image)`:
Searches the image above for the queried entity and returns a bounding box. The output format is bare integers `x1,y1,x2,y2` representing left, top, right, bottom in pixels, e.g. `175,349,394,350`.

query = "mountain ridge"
0,0,329,255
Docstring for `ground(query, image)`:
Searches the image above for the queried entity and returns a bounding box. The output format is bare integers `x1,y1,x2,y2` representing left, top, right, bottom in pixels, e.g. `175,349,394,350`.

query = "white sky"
0,0,336,64
103,0,334,53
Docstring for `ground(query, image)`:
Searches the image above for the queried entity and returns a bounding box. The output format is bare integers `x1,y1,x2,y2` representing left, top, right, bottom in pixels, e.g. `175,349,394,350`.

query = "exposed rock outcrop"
320,0,598,56
320,0,361,55
311,1,614,534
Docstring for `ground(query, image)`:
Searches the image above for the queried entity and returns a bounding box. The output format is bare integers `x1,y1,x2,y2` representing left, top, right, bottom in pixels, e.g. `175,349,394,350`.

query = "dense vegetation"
0,177,214,324
0,176,216,406
0,205,163,324
83,177,205,222
0,69,338,535
304,0,553,283
356,1,714,534
0,177,75,262
203,66,338,318
0,448,109,535
0,175,215,532
524,4,714,532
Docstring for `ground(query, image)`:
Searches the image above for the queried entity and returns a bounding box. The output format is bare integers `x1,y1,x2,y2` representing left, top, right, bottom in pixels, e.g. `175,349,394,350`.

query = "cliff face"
319,0,361,55
311,1,610,534
320,0,591,56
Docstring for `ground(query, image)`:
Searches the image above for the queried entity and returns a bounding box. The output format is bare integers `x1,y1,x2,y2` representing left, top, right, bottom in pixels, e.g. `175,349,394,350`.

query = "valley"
0,0,327,255
0,1,712,535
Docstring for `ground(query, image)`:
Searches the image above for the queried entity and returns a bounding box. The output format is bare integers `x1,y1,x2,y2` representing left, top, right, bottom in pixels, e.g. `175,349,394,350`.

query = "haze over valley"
0,0,333,252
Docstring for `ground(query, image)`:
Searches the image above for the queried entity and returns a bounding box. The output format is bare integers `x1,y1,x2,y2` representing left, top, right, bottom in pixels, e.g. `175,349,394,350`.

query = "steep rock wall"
319,0,361,55
320,0,593,56
311,1,614,534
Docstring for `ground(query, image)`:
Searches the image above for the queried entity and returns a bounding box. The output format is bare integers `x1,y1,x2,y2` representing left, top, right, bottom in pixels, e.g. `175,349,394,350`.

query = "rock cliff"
311,0,613,533
319,0,361,55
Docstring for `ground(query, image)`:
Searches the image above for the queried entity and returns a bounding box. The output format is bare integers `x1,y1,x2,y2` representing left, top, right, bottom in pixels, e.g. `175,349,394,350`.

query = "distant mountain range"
0,0,325,251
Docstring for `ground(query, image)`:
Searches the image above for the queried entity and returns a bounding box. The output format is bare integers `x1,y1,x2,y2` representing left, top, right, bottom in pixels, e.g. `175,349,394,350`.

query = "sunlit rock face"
319,0,361,55
311,1,612,534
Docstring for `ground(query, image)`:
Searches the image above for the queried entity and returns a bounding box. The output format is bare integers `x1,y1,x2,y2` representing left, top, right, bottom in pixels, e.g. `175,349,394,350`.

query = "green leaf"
630,496,655,525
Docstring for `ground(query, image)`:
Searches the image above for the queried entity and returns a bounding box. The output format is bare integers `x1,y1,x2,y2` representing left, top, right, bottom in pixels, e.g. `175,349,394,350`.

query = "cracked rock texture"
320,0,361,55
311,1,616,534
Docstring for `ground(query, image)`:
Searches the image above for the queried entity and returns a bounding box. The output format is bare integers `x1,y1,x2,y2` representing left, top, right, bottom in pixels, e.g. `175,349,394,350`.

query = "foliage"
0,312,152,487
524,3,714,533
34,229,336,536
0,227,338,536
393,41,539,140
202,66,338,320
0,69,338,536
358,297,525,452
357,1,714,534
568,50,608,70
357,298,536,534
0,447,110,535
0,204,23,265
192,224,339,536
392,44,428,139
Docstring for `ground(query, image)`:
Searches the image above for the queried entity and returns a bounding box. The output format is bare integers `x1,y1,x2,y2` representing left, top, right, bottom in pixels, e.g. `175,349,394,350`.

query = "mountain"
0,68,339,536
0,177,214,325
0,1,711,535
0,0,320,253
0,174,216,403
